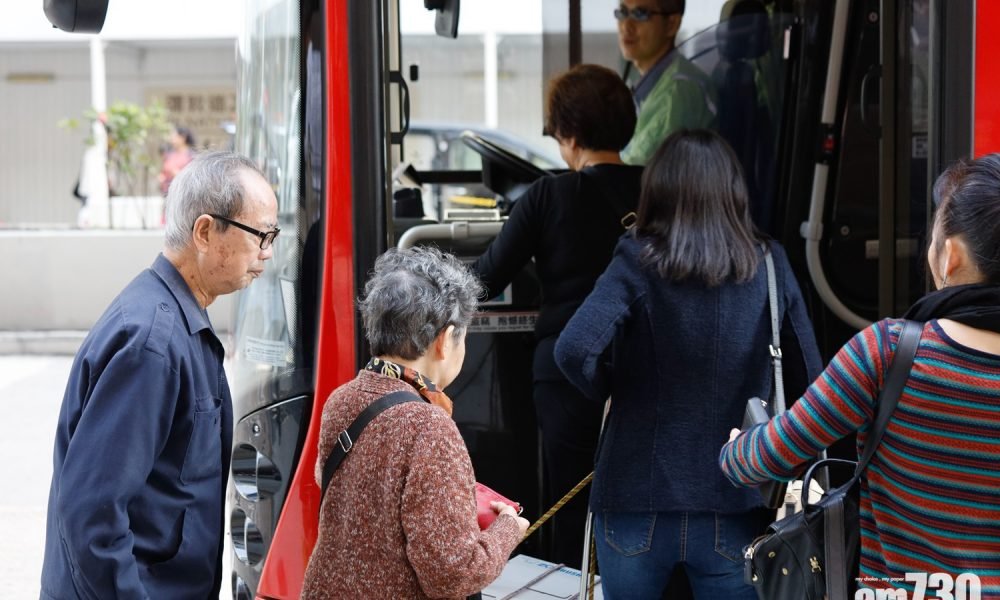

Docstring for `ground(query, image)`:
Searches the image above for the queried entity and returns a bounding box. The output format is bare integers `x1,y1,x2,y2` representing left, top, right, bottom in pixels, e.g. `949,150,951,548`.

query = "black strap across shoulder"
320,390,423,504
579,168,637,229
823,319,923,600
853,319,924,478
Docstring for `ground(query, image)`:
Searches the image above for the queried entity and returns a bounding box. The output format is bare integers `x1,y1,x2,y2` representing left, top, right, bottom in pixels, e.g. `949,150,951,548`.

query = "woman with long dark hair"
721,154,1000,595
555,129,821,598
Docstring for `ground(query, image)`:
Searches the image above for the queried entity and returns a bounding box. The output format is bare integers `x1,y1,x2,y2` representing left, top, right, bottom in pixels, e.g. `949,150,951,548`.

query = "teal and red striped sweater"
720,319,1000,595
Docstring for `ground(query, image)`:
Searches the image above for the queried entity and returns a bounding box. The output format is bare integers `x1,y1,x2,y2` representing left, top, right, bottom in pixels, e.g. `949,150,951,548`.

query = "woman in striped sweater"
720,154,1000,597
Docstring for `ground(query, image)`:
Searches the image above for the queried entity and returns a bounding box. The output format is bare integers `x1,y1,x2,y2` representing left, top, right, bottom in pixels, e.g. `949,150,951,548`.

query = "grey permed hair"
163,151,265,251
359,246,484,360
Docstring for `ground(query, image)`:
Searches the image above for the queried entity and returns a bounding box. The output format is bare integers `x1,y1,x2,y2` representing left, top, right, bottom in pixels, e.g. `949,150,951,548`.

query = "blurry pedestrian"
158,125,196,196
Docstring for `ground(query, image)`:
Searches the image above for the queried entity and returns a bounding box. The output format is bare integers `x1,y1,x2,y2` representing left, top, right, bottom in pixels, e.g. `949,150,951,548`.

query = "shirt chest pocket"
180,398,223,484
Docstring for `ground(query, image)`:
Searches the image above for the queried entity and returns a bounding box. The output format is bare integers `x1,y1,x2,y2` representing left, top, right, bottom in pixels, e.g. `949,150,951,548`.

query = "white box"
482,554,604,599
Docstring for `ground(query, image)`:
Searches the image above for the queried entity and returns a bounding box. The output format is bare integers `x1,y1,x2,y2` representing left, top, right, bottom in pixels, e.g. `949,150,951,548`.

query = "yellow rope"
522,471,593,539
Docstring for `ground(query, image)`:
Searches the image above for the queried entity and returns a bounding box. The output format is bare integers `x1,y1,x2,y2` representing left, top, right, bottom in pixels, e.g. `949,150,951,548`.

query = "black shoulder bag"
320,390,422,502
743,319,924,600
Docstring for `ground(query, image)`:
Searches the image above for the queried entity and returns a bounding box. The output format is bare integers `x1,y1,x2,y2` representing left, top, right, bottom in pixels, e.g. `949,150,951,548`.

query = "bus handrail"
396,221,504,250
801,0,871,331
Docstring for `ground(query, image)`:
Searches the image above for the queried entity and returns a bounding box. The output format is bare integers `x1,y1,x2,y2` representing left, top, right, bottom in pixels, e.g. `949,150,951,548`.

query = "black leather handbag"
743,319,924,600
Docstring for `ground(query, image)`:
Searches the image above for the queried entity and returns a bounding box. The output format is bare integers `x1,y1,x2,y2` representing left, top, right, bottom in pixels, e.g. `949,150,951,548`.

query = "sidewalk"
0,355,233,599
0,355,71,598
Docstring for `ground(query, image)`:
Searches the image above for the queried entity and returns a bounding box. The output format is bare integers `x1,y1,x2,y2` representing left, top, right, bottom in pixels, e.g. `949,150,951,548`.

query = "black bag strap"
853,319,924,479
320,390,423,504
824,494,849,600
823,319,923,600
580,168,636,229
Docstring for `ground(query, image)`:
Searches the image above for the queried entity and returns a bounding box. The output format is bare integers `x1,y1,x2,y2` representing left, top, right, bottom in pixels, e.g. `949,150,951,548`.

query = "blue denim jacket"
41,254,231,600
555,237,822,513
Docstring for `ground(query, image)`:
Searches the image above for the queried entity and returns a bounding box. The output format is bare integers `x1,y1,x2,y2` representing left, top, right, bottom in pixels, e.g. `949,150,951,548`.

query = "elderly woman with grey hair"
302,246,529,600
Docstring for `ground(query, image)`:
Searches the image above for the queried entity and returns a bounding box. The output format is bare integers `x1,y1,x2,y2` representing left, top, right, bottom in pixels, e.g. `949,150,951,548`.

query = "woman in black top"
472,63,643,568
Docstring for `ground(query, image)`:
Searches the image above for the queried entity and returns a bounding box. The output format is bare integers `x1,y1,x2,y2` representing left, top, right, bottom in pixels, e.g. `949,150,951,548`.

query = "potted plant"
61,101,171,228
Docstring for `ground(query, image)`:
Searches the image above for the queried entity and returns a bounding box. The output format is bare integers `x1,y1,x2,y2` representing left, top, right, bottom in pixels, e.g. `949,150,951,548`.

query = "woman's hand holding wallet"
477,481,529,535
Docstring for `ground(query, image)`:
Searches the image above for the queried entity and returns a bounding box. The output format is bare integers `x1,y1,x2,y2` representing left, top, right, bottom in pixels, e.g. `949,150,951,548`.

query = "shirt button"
159,303,169,312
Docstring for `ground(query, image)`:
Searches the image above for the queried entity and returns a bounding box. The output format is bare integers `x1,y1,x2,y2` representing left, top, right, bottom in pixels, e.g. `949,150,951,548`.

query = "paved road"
0,355,232,600
0,355,68,599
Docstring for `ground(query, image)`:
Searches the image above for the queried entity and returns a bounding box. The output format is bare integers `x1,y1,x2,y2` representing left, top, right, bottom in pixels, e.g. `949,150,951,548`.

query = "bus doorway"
224,2,984,598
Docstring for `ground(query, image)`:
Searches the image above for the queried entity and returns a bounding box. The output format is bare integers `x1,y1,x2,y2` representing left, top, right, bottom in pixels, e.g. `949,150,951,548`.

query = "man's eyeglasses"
210,214,280,250
614,6,671,22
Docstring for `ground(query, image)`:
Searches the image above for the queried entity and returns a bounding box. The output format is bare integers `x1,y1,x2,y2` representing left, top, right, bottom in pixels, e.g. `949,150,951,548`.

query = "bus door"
754,0,978,470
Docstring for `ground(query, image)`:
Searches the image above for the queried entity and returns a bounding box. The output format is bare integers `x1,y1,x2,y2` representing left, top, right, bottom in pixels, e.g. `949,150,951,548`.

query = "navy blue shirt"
41,254,232,600
555,237,822,513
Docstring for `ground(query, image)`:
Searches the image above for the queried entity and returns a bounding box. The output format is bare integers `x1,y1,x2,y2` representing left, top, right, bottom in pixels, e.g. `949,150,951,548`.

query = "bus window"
228,1,308,597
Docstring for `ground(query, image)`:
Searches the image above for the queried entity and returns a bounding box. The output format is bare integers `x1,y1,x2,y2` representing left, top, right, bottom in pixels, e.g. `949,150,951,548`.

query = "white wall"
1,230,232,333
0,41,236,226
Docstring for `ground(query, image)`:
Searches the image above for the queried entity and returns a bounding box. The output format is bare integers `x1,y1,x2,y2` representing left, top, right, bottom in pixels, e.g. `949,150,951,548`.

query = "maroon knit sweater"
301,370,523,599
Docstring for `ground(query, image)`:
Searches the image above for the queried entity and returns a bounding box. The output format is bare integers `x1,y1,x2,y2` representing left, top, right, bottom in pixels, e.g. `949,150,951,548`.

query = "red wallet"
475,482,522,530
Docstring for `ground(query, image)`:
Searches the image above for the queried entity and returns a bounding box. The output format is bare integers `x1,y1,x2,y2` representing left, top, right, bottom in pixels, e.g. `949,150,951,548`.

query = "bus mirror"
425,0,460,39
43,0,109,33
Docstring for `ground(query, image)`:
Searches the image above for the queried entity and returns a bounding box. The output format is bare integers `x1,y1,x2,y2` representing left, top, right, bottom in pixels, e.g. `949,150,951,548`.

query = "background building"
0,1,242,227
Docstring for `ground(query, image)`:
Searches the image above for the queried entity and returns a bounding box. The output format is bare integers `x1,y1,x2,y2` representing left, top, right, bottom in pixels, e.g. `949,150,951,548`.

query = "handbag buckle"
337,430,353,454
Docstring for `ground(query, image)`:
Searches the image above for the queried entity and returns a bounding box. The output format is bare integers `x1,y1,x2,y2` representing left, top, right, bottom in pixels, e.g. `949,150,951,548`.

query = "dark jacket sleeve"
55,344,179,600
774,243,823,402
471,181,545,299
554,239,646,401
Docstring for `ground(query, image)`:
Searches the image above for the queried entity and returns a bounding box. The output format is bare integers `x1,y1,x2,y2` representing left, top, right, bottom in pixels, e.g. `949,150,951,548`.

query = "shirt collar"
632,48,678,107
150,253,214,335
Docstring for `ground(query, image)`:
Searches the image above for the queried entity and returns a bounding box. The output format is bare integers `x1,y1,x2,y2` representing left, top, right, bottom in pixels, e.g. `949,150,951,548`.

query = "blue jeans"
594,510,761,600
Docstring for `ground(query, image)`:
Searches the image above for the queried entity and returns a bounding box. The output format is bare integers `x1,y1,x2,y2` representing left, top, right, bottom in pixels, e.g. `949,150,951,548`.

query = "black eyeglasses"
210,214,280,250
614,6,671,22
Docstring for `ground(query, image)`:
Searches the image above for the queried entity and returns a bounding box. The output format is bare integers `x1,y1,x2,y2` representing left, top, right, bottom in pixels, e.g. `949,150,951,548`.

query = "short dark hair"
543,64,636,152
175,126,196,147
634,129,762,286
658,0,685,15
933,154,1000,284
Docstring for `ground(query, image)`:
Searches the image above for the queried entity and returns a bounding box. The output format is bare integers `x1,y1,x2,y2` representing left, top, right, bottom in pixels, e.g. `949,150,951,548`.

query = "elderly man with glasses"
616,0,717,165
41,152,278,600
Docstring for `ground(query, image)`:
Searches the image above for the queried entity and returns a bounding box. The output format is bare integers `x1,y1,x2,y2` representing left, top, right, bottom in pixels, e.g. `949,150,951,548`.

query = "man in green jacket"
617,0,717,165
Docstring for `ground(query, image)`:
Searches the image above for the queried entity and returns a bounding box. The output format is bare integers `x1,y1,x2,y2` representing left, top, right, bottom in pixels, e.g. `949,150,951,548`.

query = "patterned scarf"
365,357,454,416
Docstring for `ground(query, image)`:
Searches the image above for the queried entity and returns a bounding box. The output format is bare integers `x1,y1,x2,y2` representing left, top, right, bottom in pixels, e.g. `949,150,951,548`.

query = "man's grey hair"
359,246,484,360
163,151,266,251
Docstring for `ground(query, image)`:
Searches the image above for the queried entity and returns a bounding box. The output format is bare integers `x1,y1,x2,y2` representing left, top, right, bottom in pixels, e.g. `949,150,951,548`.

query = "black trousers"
532,336,604,569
